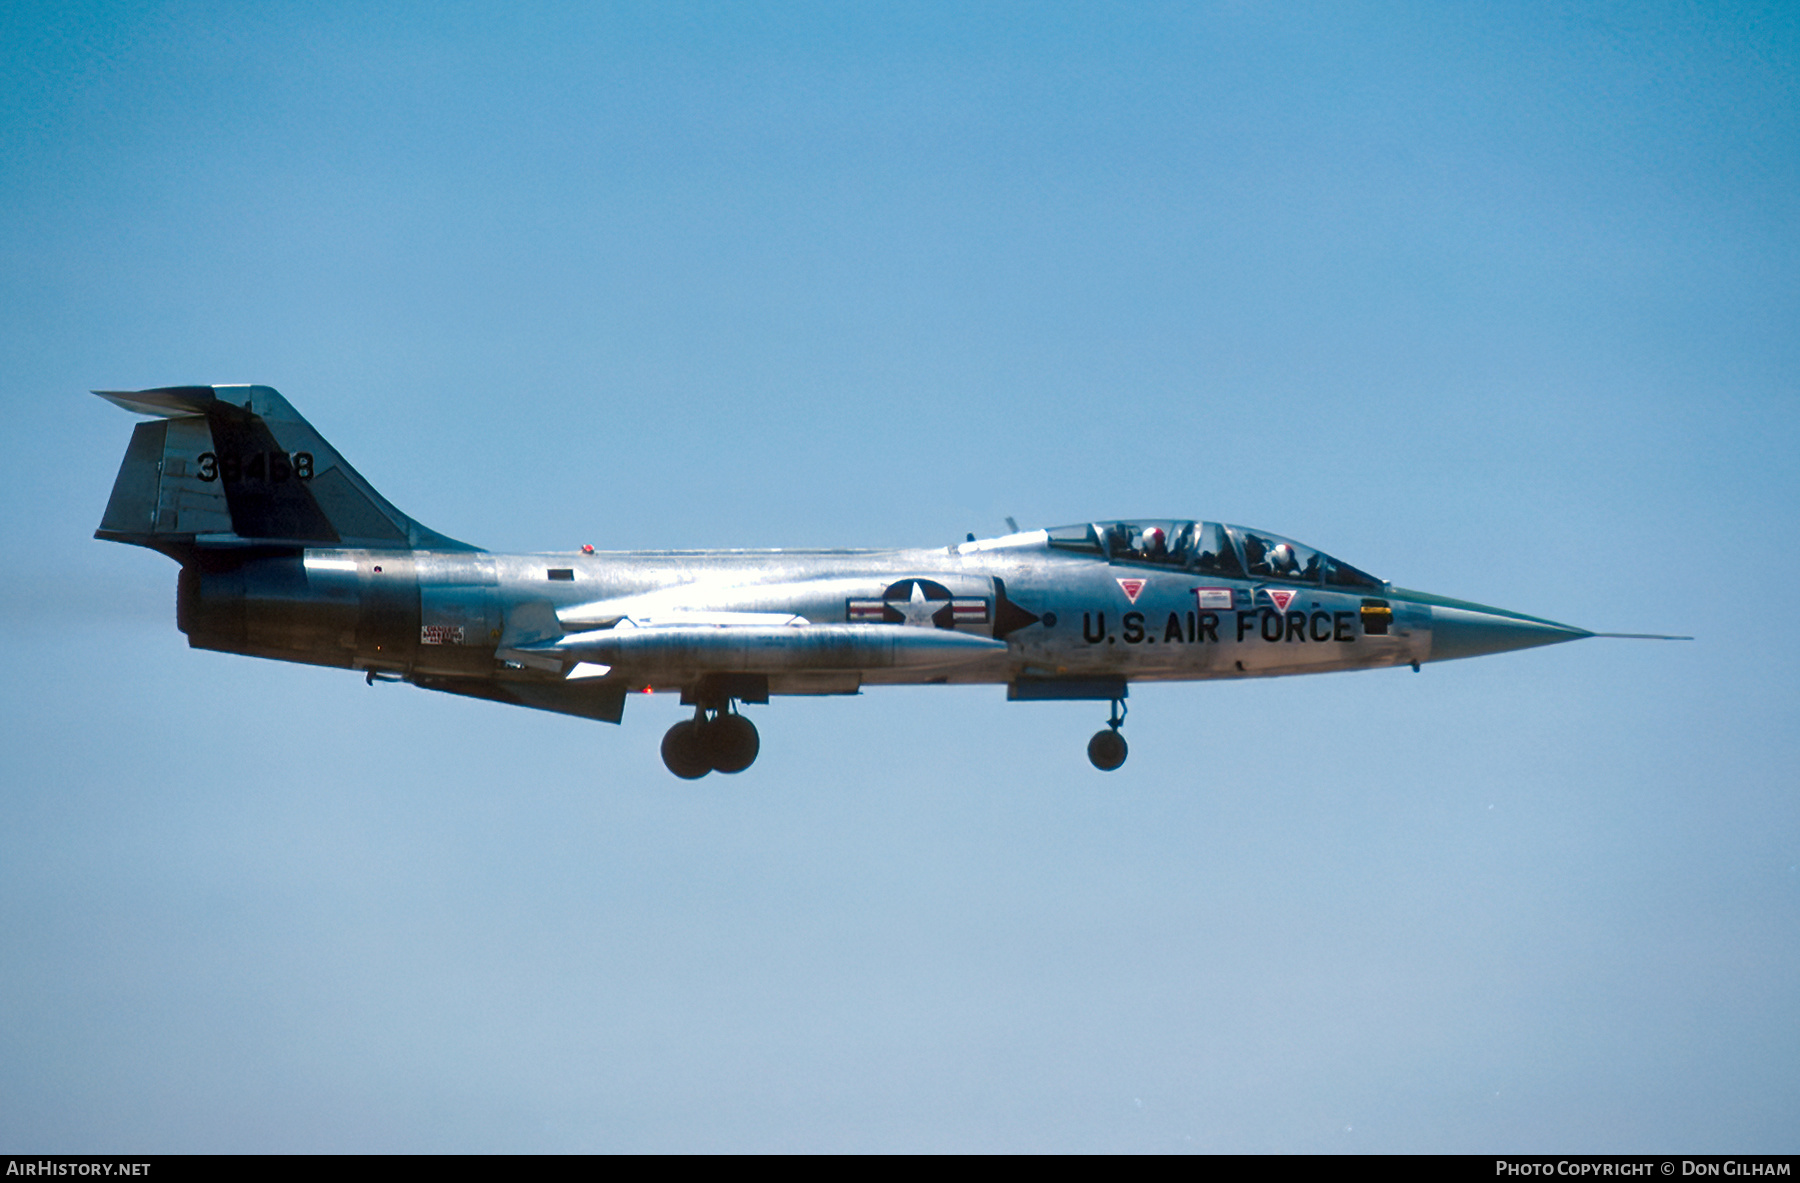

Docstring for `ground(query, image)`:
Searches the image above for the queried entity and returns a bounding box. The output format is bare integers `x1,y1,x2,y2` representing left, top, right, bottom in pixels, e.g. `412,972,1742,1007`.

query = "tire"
661,720,712,779
705,713,760,774
1087,729,1128,772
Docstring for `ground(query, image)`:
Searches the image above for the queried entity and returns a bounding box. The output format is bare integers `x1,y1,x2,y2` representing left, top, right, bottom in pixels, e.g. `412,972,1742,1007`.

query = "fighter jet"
92,385,1678,777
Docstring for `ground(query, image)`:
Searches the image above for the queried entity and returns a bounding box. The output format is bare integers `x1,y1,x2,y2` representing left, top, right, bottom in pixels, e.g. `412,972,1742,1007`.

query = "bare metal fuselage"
184,540,1428,694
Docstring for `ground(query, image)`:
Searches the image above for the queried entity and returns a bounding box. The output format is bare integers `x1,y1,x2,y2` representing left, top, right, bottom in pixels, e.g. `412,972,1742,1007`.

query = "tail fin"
94,385,476,553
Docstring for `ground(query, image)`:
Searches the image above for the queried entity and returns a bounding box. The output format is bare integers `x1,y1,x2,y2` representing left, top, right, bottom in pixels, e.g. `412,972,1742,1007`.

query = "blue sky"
2,0,1796,1151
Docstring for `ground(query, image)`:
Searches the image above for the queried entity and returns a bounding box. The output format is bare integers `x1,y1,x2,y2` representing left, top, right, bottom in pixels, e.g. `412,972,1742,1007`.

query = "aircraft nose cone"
1426,603,1592,663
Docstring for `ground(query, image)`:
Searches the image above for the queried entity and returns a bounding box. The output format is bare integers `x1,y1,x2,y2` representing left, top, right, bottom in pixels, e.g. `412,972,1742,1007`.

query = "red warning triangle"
1266,589,1297,612
1116,577,1147,603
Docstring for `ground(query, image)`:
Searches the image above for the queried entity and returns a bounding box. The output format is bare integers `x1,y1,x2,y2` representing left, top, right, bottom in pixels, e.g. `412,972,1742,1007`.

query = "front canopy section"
1046,520,1385,589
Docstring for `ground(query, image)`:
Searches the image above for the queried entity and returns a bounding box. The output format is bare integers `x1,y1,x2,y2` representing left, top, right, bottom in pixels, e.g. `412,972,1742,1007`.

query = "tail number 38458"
195,451,314,482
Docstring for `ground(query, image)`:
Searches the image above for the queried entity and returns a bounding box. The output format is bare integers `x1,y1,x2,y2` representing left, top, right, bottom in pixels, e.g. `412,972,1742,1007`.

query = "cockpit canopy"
1046,520,1385,590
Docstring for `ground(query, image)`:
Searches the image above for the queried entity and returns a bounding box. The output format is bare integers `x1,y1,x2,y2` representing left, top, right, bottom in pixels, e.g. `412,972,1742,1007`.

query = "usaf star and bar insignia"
848,579,990,629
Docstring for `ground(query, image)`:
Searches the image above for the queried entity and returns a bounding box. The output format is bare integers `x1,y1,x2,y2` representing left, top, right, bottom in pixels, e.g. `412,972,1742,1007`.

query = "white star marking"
889,582,945,628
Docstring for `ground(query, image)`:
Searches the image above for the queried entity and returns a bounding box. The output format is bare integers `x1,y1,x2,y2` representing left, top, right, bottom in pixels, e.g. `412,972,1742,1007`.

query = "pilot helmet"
1269,542,1295,570
1142,526,1166,553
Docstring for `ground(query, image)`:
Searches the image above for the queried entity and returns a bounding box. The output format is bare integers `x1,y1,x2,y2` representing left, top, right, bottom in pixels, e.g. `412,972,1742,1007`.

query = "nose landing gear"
661,704,761,779
1087,697,1128,771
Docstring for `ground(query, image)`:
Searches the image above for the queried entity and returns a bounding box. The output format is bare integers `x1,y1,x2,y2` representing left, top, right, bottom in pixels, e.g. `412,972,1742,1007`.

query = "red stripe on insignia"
951,600,989,619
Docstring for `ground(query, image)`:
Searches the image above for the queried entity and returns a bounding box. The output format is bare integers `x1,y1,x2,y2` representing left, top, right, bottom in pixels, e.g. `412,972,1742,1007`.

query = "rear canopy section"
94,385,475,555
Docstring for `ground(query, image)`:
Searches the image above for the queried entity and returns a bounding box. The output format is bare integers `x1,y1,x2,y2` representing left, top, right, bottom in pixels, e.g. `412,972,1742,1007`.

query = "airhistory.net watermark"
6,1165,150,1177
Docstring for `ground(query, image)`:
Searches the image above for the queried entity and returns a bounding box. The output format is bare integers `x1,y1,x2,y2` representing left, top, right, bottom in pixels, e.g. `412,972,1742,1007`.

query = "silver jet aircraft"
94,385,1661,777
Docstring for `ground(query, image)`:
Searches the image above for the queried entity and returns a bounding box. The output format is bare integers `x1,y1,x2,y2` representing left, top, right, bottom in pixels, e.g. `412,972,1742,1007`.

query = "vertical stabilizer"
93,385,477,553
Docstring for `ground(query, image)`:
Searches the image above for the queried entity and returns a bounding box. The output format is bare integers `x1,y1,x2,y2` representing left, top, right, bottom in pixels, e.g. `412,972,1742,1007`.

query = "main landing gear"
661,705,760,779
1087,697,1128,772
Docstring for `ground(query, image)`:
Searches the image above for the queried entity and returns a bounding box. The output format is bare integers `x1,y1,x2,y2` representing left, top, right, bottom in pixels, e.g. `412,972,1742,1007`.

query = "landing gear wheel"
704,713,760,774
1088,729,1128,771
661,720,712,779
